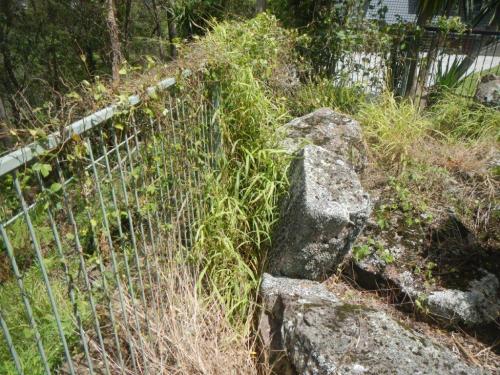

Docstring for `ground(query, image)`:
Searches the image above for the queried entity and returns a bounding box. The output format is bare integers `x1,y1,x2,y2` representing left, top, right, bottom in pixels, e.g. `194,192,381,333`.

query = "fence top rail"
0,77,176,178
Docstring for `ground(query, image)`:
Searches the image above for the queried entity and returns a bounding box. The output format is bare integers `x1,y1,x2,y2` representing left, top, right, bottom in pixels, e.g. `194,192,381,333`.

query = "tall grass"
106,237,265,375
355,88,498,247
289,78,366,116
0,260,88,375
430,91,500,142
190,14,292,323
357,92,431,167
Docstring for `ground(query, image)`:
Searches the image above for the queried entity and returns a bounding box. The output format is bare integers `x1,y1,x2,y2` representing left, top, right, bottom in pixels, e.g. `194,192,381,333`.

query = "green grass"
454,65,500,97
429,91,500,141
357,91,431,168
0,259,89,375
289,77,366,116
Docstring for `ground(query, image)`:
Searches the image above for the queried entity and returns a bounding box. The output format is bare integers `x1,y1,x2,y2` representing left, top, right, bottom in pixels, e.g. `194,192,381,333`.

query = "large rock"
282,108,367,172
267,144,371,280
426,272,500,326
475,74,500,107
260,273,486,375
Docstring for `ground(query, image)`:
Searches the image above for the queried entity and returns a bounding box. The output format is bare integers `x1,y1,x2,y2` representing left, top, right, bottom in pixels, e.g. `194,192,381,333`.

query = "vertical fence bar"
0,224,51,375
54,160,112,375
97,129,141,373
81,141,127,373
131,116,168,332
121,122,154,340
0,308,24,375
167,94,189,247
126,115,158,317
13,174,76,375
466,35,484,98
110,127,150,374
179,98,197,247
35,173,95,375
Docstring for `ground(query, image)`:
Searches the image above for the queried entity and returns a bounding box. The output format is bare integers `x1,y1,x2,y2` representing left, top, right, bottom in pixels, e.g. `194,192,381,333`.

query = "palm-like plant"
405,0,499,98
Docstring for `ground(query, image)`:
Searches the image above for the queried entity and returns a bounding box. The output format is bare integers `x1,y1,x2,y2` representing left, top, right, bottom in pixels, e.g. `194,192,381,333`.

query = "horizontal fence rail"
0,75,220,374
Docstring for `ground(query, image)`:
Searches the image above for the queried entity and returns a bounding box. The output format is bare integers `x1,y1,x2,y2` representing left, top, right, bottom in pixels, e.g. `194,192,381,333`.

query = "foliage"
435,15,467,33
271,0,390,73
417,0,499,28
288,78,365,116
191,14,292,323
429,91,500,141
352,244,371,262
357,92,431,168
0,0,253,129
0,261,89,374
172,0,255,36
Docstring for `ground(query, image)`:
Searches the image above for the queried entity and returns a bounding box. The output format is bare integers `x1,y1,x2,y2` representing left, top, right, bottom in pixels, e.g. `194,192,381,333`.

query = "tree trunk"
107,0,123,88
0,96,7,121
0,96,15,152
146,0,165,60
256,0,267,13
123,0,132,58
166,1,177,59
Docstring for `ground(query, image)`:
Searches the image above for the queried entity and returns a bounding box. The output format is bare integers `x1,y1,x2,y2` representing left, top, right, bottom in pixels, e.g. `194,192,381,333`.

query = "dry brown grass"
83,232,265,375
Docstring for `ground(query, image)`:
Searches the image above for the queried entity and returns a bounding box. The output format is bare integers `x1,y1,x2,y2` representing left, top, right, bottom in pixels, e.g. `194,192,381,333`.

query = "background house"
366,0,497,31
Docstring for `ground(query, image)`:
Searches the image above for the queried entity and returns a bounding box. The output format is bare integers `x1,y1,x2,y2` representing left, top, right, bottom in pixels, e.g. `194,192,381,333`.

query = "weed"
415,293,429,314
106,240,267,375
429,91,500,141
424,261,437,285
365,239,396,265
353,244,371,262
186,14,293,323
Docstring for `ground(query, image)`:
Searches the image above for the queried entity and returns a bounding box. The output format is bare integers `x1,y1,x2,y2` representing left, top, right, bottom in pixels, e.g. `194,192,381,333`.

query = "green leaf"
49,182,62,193
33,163,52,178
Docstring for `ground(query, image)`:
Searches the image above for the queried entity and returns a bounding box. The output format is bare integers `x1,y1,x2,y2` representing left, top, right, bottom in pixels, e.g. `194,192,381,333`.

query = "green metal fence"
0,76,219,374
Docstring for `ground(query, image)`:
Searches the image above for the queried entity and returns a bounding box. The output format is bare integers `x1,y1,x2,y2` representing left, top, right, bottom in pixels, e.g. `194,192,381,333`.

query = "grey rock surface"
426,272,500,326
352,243,500,326
267,144,371,281
475,74,500,107
260,273,487,375
282,108,367,172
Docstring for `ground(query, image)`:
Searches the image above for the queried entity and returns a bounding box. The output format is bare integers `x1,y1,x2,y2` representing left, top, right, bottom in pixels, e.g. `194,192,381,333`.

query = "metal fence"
396,28,500,107
0,75,219,374
320,26,500,105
